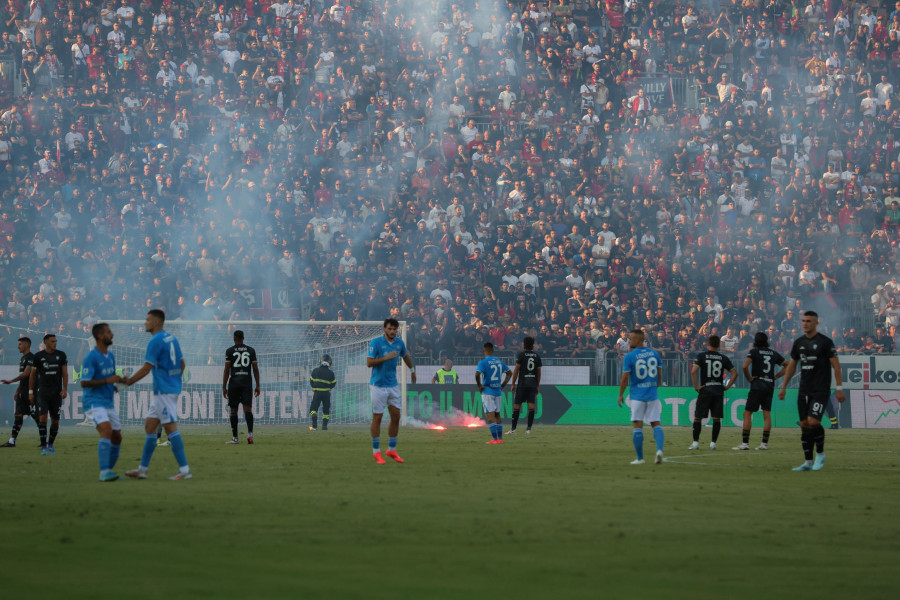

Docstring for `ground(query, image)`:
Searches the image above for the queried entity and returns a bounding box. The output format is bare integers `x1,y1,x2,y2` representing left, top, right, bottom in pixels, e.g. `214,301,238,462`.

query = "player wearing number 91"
778,311,845,472
618,329,665,465
122,309,192,480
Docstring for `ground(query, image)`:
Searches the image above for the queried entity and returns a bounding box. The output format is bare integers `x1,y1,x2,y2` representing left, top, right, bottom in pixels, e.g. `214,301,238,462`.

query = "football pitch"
1,425,898,600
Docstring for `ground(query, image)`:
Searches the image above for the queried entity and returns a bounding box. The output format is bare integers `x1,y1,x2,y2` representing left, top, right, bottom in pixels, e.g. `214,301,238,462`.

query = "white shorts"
147,393,179,424
370,385,401,414
86,406,122,430
630,399,662,424
482,393,502,414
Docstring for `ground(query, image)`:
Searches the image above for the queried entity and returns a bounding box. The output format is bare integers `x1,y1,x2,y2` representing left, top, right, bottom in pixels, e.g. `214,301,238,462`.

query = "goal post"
99,320,408,427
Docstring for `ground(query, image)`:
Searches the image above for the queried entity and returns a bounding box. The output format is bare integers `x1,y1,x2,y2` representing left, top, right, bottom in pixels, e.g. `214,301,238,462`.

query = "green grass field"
1,424,898,600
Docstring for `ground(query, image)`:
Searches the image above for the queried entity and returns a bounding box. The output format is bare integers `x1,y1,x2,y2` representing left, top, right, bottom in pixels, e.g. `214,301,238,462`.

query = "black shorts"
695,387,724,419
514,387,538,406
797,391,830,422
745,389,774,413
14,391,32,416
35,393,61,420
228,384,253,408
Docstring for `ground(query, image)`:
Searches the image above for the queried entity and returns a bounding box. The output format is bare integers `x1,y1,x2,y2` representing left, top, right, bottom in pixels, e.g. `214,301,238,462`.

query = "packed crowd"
1,0,900,366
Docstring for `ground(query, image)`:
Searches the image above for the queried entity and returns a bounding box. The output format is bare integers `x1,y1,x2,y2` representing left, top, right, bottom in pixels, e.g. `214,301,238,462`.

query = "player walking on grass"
778,311,845,472
617,329,665,465
735,332,787,451
476,342,511,444
29,334,67,455
1,337,35,448
367,318,415,464
123,309,192,480
223,330,260,444
309,354,335,431
80,323,124,482
689,336,737,450
508,336,541,435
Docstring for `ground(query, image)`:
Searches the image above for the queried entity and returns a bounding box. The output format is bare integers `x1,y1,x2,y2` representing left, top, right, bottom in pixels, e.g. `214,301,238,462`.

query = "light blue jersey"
368,335,407,388
144,330,184,394
81,348,116,409
622,346,661,401
476,355,510,396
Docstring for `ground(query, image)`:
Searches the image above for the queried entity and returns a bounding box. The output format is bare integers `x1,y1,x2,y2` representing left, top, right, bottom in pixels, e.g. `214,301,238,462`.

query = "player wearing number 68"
617,329,665,465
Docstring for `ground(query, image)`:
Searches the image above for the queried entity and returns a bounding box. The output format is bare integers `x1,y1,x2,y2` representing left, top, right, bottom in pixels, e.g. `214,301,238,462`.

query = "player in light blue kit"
367,318,416,464
475,342,512,444
617,329,665,465
80,323,125,482
122,309,192,480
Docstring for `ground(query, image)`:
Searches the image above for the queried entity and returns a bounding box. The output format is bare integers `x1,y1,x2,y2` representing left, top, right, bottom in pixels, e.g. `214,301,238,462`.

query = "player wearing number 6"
689,336,737,451
617,329,664,465
224,330,260,444
122,309,192,480
778,311,845,472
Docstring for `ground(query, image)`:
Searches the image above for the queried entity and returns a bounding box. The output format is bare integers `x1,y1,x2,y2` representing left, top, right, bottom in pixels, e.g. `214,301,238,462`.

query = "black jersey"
16,352,34,396
790,332,837,394
32,350,67,396
747,347,786,391
309,364,336,392
515,350,542,388
694,350,734,389
225,344,257,386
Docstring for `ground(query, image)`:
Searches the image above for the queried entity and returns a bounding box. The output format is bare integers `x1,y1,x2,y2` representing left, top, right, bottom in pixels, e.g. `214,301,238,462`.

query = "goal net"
96,320,404,427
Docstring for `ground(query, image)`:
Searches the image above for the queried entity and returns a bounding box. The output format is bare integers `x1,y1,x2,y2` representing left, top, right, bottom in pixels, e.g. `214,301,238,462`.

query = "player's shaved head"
234,330,244,340
708,335,721,349
148,308,166,323
18,337,31,346
92,323,110,340
43,333,55,342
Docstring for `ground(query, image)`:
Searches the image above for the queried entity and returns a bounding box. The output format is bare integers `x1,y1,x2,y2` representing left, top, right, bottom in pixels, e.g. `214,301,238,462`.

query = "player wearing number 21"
224,330,260,444
689,336,737,450
617,329,664,465
123,309,192,480
778,311,844,472
476,342,511,444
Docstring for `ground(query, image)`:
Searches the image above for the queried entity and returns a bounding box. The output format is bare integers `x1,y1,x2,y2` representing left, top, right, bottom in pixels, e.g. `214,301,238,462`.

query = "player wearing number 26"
122,309,192,480
778,311,845,472
618,329,664,465
224,330,260,444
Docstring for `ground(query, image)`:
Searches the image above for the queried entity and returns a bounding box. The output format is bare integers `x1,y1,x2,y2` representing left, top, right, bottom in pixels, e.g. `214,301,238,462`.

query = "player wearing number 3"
123,309,192,480
778,311,844,472
618,329,665,465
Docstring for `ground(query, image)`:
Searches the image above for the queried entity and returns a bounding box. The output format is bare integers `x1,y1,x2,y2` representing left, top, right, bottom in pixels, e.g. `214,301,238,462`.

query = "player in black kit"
508,336,542,435
309,354,336,430
735,332,788,451
778,311,845,471
689,336,737,450
28,334,68,455
1,337,36,447
223,330,260,444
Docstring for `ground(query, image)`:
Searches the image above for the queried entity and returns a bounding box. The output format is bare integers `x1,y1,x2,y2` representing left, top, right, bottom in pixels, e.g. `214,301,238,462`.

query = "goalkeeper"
309,355,336,431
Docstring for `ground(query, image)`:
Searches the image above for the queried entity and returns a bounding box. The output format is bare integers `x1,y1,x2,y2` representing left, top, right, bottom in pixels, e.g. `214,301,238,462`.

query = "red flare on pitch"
430,425,447,430
466,423,483,428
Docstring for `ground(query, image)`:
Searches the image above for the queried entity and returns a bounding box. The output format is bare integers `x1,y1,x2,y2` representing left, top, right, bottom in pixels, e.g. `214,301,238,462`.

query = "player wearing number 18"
689,336,737,450
778,311,845,472
223,330,260,444
617,329,664,465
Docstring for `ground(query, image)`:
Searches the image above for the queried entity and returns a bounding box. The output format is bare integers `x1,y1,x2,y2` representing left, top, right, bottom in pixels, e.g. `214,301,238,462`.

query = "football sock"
711,420,721,442
48,424,59,445
168,430,188,469
388,436,397,451
800,427,814,462
310,410,318,429
496,424,502,440
813,425,825,453
762,429,771,444
632,429,644,460
245,412,254,434
230,414,239,437
692,420,701,442
653,425,664,451
109,443,120,469
39,424,47,446
11,415,23,440
321,414,328,429
742,428,750,444
510,409,520,430
527,409,535,429
97,438,111,471
140,433,157,468
372,436,380,454
489,423,498,440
